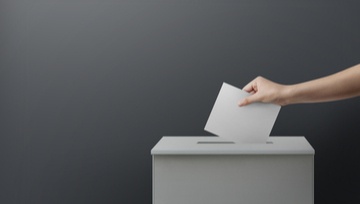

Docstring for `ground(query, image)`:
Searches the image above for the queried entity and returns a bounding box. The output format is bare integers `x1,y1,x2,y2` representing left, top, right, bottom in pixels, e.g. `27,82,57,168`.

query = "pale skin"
238,63,360,106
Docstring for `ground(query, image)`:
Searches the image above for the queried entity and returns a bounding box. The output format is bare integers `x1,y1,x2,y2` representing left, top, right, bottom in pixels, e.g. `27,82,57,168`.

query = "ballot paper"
204,82,281,143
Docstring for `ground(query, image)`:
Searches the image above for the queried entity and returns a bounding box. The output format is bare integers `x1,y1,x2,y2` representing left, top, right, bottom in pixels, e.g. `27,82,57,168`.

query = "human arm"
238,63,360,106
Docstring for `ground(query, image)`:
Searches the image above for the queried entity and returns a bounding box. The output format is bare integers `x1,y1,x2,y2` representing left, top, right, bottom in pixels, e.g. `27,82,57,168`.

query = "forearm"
284,64,360,105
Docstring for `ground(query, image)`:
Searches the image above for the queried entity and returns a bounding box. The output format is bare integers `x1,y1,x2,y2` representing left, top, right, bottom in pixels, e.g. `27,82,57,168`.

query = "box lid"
151,136,315,155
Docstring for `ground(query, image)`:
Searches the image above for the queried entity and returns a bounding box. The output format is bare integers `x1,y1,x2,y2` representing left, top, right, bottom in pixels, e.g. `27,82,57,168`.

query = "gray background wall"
1,0,360,203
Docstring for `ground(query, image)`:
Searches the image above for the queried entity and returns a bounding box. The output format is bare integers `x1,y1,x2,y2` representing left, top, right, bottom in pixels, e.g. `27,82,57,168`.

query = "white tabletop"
151,136,315,155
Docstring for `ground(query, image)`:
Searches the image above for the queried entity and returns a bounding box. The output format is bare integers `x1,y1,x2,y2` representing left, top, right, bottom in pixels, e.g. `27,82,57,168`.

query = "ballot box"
151,136,314,204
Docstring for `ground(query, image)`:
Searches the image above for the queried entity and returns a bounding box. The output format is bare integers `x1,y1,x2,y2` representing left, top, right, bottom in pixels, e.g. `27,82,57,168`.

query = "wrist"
278,85,296,106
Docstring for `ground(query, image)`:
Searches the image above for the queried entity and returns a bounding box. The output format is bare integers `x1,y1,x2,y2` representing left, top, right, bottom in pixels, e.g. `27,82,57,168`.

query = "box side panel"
153,155,313,204
312,155,315,204
152,156,154,204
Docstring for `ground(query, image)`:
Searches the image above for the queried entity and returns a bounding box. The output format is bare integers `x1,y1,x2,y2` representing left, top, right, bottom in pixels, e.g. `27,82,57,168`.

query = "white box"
152,136,314,204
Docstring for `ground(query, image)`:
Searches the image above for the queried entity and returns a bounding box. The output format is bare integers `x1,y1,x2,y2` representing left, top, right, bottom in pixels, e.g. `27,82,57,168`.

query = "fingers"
242,80,256,93
243,76,263,93
238,93,262,107
238,99,249,107
239,76,270,106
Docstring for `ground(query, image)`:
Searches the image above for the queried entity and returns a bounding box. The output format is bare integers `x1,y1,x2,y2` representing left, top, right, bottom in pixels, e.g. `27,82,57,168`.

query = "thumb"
238,93,262,107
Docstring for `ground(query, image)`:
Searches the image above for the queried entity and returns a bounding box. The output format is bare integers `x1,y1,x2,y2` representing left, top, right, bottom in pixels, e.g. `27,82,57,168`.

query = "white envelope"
205,82,281,143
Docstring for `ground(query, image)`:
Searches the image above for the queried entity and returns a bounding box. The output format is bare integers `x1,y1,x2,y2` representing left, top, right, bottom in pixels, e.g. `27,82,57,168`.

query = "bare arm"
238,64,360,106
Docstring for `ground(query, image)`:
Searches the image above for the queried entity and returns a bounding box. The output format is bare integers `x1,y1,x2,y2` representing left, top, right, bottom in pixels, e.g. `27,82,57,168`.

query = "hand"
238,76,289,106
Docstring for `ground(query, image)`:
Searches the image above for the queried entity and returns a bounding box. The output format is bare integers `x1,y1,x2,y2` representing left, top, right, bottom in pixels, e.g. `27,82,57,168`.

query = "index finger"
242,79,256,93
